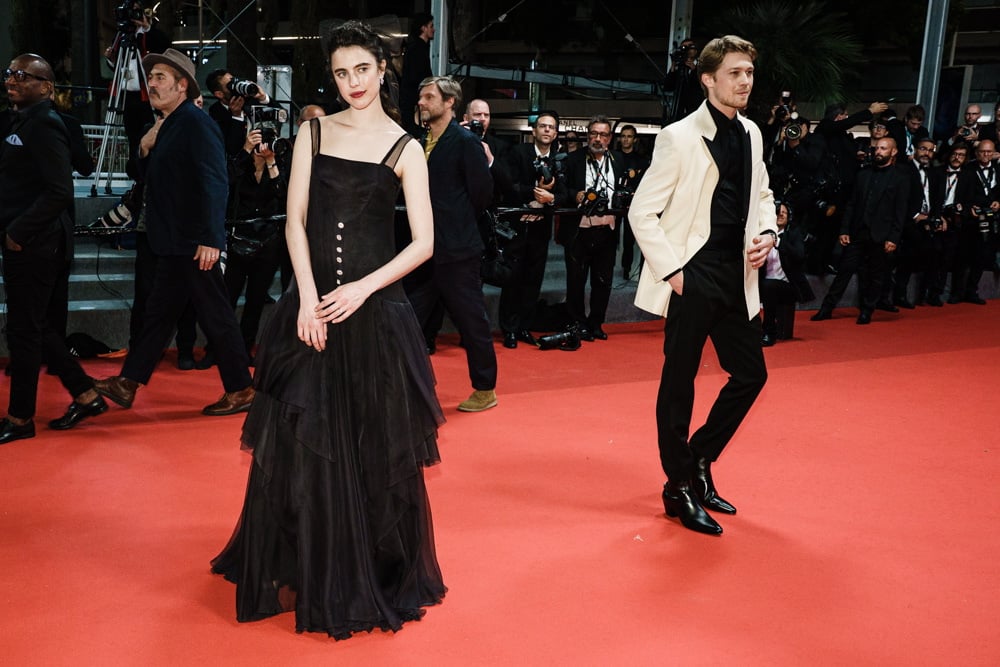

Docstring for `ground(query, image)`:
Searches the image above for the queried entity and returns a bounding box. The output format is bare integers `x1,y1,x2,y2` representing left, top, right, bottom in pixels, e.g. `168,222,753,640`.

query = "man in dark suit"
951,139,999,304
0,54,108,443
760,201,814,345
560,114,626,341
497,110,568,348
892,138,942,308
406,75,498,413
811,136,911,324
95,49,254,416
399,12,434,137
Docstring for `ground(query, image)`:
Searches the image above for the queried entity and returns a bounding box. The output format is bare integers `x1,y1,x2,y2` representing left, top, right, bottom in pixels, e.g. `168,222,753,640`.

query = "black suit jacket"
558,148,626,244
499,143,570,211
0,100,74,257
840,163,910,244
957,163,1000,217
906,161,945,220
424,119,494,262
766,223,814,302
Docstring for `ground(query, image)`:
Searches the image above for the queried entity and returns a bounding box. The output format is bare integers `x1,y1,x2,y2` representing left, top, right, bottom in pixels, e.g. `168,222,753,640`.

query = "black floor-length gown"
212,122,446,639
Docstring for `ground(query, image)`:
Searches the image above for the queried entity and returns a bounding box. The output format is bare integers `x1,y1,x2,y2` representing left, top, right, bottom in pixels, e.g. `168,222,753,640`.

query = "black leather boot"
691,457,737,514
662,481,722,535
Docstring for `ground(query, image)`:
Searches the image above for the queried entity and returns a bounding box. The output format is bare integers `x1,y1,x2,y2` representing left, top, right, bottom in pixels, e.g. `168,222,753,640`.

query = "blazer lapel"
740,124,752,223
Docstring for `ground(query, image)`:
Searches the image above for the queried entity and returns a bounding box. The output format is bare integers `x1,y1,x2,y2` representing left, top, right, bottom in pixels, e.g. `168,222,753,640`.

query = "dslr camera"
532,153,566,183
114,1,144,32
580,189,610,217
468,119,485,139
228,76,261,99
248,105,290,157
975,208,999,238
775,90,797,124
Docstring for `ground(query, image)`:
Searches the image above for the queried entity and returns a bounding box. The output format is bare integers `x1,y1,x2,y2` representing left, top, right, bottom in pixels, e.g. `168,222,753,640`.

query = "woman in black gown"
211,21,446,639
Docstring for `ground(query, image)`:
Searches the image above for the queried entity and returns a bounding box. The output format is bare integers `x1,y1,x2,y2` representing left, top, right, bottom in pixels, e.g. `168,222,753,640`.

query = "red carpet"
1,304,998,665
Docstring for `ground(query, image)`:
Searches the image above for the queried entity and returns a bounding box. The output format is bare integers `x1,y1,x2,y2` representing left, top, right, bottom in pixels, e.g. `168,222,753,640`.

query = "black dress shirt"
703,101,748,252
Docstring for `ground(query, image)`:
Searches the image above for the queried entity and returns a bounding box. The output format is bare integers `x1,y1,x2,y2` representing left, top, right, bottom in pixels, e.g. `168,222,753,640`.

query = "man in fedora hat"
95,48,255,416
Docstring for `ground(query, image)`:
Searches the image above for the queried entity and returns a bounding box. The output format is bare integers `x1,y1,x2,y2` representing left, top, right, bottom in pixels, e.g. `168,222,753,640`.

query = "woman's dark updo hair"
325,20,401,124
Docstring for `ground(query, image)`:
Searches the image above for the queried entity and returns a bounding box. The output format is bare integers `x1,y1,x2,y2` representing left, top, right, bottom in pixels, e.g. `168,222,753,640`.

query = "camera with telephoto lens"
114,1,144,32
248,105,290,157
228,76,260,99
580,189,610,217
784,123,803,140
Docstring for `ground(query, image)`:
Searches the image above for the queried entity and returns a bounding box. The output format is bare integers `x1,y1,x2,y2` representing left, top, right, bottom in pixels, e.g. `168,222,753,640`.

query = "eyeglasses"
3,68,49,83
588,131,611,139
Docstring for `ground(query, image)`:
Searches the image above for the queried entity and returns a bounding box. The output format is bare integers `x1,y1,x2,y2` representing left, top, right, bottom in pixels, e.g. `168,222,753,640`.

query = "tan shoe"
457,389,497,412
94,376,140,409
202,386,255,416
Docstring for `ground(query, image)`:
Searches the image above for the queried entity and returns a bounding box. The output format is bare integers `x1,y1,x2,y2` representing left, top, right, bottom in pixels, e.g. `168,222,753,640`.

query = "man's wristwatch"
760,229,778,247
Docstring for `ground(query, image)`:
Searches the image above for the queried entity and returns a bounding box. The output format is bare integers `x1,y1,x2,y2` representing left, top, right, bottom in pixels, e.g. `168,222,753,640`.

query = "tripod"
91,28,148,197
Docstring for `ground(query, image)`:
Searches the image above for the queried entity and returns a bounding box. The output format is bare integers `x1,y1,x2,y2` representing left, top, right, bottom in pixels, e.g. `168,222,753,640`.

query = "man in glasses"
560,115,626,341
0,54,109,444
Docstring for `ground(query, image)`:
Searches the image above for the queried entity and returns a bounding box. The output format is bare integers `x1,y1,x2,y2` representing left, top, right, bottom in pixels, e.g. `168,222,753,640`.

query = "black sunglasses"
4,68,50,83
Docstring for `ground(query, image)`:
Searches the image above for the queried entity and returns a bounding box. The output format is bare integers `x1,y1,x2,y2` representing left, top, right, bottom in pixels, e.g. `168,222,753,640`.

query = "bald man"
1,54,108,442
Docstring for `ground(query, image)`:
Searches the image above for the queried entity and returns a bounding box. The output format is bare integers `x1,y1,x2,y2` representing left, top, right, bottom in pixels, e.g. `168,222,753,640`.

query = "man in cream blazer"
628,35,778,536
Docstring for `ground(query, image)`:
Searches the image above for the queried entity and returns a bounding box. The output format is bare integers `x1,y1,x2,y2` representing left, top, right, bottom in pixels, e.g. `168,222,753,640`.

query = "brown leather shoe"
202,386,255,416
94,376,140,409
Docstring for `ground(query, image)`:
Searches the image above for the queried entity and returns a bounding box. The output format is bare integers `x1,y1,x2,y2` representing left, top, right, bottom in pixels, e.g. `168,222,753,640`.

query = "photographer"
946,104,983,149
663,38,703,123
617,124,650,280
759,202,814,346
205,68,273,156
497,111,569,348
221,127,288,363
762,90,799,160
103,1,169,162
951,139,999,304
560,114,626,341
890,138,941,309
766,116,834,273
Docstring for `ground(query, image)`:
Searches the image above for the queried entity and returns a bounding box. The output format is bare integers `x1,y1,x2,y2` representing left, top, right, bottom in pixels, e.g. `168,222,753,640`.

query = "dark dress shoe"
94,376,140,409
590,326,608,341
691,458,737,514
48,396,109,430
203,386,255,416
965,296,987,305
502,332,518,349
761,333,776,347
810,308,832,321
0,418,35,445
894,298,915,310
516,330,538,346
177,351,195,371
856,310,872,325
569,323,594,342
195,350,216,370
662,481,722,535
875,301,899,313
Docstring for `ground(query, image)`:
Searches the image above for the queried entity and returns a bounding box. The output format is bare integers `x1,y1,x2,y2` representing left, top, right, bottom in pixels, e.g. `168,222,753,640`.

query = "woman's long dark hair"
325,20,401,124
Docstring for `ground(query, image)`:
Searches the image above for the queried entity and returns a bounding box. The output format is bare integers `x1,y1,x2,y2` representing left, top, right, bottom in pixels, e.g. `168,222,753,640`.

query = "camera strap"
587,154,613,200
976,165,996,196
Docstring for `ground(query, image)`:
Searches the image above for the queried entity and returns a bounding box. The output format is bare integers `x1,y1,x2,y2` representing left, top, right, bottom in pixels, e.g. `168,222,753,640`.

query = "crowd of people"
2,12,998,639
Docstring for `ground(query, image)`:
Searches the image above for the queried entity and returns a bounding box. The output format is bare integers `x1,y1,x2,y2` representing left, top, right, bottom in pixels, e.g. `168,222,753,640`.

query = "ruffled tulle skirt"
211,285,446,639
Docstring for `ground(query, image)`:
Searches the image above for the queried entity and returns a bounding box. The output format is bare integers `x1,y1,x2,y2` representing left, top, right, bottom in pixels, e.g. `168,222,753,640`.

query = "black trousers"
224,249,281,353
406,255,498,391
2,244,93,420
656,249,767,481
130,232,197,354
950,227,992,300
821,233,891,314
565,225,617,328
498,218,551,333
620,216,643,277
121,255,251,392
760,278,798,338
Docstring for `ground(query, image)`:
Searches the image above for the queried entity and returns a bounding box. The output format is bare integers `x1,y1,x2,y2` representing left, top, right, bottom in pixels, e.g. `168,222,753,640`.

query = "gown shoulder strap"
380,134,413,171
310,117,321,157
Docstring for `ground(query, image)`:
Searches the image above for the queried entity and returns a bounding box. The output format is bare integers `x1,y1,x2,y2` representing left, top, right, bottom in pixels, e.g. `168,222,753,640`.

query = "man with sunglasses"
0,54,109,443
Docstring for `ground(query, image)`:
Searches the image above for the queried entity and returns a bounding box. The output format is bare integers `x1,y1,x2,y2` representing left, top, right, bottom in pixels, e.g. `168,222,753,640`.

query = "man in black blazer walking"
407,75,498,412
95,49,254,416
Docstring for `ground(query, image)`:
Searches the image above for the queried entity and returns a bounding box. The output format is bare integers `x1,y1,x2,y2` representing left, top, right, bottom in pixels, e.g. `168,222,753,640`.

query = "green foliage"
705,0,864,121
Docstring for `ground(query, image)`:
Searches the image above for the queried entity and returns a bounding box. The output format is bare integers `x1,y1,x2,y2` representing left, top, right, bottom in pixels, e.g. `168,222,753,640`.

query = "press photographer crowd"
1,14,999,439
